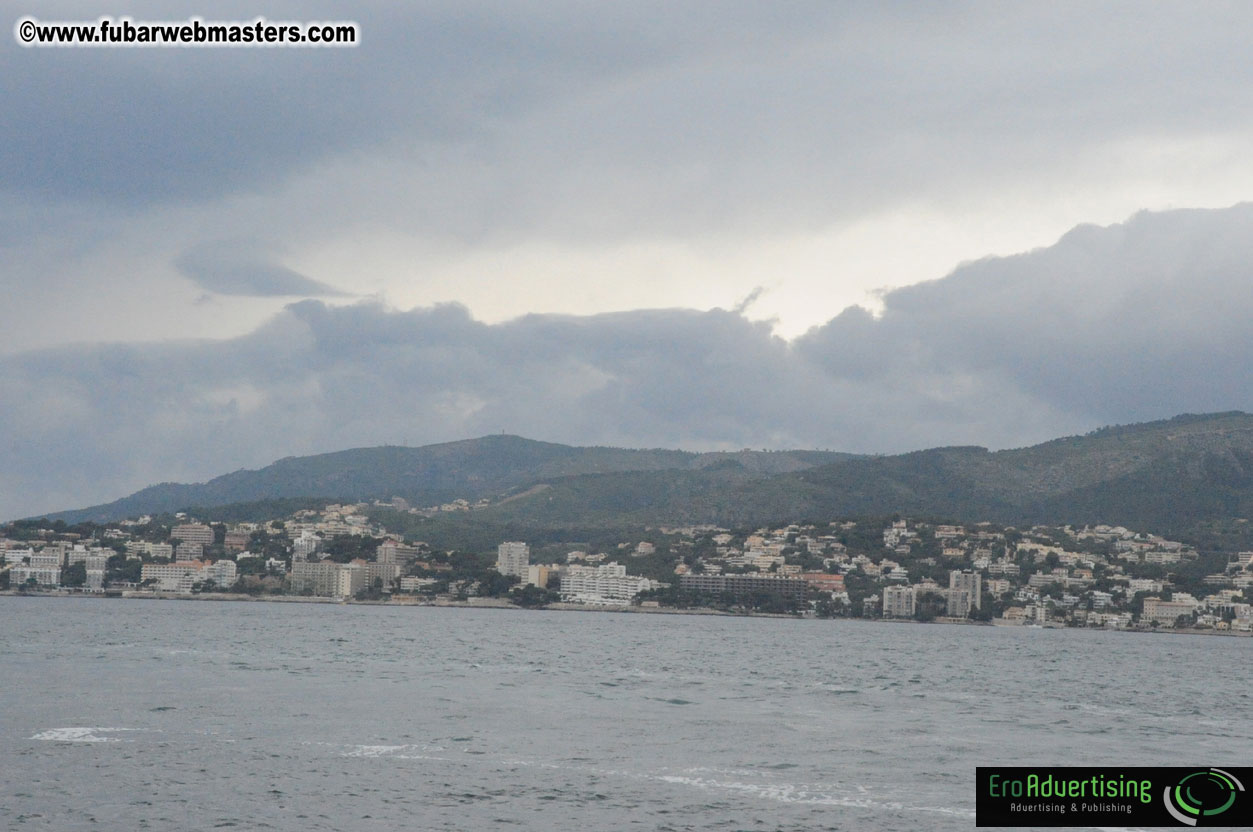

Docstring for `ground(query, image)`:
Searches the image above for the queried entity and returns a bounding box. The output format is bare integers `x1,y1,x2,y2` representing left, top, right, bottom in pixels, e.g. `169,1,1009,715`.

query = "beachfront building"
560,563,656,606
678,573,806,602
140,559,237,593
949,570,982,610
496,541,530,578
10,565,61,587
882,585,916,619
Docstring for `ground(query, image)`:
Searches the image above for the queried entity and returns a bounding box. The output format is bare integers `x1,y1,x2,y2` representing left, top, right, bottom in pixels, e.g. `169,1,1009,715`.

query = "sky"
6,1,1253,518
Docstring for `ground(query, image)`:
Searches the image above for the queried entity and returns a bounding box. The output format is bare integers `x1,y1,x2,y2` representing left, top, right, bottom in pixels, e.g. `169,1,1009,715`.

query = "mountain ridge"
33,413,1253,543
39,435,852,524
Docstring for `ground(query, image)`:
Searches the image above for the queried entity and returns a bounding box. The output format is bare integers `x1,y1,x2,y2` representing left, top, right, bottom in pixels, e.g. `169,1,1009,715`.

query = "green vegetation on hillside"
29,413,1253,552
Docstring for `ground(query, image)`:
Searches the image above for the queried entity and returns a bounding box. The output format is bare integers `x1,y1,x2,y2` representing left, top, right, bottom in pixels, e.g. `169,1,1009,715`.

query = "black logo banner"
975,766,1249,827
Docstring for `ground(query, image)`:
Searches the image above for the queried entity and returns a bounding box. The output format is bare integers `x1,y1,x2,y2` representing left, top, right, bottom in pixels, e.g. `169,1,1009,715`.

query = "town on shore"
3,501,1252,634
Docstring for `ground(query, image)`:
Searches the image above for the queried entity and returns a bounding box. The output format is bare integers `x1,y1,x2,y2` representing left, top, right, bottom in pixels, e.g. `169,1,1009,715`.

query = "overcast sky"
6,1,1253,518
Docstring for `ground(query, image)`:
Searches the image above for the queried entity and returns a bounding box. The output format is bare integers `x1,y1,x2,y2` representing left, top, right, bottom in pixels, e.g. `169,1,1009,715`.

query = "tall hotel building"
496,541,530,578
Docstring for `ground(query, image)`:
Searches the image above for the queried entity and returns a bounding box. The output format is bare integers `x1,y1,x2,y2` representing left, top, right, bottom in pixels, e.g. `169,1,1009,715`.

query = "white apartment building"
377,541,421,564
1144,550,1182,564
140,560,236,593
171,523,214,547
362,561,401,589
126,541,174,560
81,551,110,571
949,570,982,610
205,559,237,588
559,562,655,606
334,563,366,598
882,585,916,619
85,551,110,592
175,542,204,560
10,565,61,587
946,588,972,617
289,559,367,598
3,548,34,565
1141,597,1198,626
496,541,530,578
289,559,340,596
292,531,321,561
30,550,63,569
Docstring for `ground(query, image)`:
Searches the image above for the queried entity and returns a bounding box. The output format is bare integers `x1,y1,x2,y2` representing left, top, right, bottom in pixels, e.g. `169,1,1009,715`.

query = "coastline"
2,589,1248,635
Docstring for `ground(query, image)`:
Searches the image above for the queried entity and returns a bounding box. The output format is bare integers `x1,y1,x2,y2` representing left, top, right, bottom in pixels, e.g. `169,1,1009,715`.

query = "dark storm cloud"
7,1,1253,355
7,205,1253,520
0,1,681,207
175,241,350,297
795,204,1253,424
6,2,1253,236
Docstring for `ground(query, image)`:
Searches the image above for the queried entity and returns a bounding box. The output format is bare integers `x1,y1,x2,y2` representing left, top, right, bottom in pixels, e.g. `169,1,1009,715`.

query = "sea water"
1,597,1248,831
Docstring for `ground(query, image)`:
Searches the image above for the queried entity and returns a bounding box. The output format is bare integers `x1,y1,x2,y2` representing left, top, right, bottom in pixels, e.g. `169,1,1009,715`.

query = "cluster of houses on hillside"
4,506,1252,632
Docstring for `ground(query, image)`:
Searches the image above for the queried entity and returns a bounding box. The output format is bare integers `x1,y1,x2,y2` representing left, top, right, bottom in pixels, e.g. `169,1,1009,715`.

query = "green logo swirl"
1163,768,1244,826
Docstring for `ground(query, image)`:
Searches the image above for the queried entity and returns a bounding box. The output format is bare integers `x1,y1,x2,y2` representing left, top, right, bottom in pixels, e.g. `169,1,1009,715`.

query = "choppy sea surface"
1,597,1248,831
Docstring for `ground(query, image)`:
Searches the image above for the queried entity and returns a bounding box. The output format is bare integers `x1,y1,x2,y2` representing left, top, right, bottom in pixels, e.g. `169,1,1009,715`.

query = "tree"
478,571,519,597
323,534,380,563
61,561,86,587
235,556,268,575
354,580,388,601
230,577,264,596
813,597,844,618
509,584,558,608
914,590,946,622
106,554,142,584
1040,582,1066,600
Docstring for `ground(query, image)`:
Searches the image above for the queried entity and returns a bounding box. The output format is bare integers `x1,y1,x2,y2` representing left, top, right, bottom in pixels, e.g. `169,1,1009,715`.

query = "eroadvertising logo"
975,766,1249,827
1163,769,1246,826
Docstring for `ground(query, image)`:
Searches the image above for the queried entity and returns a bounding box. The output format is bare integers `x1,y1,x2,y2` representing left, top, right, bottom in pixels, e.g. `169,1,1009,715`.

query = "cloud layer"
5,205,1253,519
8,2,1253,351
176,240,351,297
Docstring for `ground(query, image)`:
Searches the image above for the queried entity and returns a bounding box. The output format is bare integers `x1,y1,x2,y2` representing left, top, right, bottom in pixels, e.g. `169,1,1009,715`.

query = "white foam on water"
324,744,979,821
500,759,564,770
472,755,976,819
390,754,451,761
29,727,136,743
343,744,409,757
678,766,761,777
651,773,976,818
341,743,448,758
